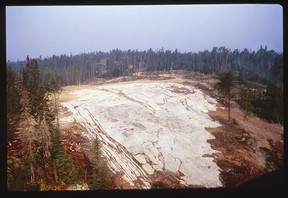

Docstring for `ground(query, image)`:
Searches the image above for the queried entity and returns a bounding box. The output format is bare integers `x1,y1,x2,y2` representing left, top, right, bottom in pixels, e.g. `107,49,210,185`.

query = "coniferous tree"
88,137,111,190
270,54,283,89
7,155,24,191
215,71,235,121
7,66,21,140
18,58,55,189
52,128,77,185
46,78,62,128
23,58,47,120
7,65,21,114
265,84,283,124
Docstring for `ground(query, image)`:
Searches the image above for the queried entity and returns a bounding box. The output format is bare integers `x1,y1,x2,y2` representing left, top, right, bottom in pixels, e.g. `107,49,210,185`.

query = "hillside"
57,72,284,189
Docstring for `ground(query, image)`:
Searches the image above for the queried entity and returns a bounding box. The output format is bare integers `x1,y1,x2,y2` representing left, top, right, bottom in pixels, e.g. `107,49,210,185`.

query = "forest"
8,46,283,87
6,45,283,190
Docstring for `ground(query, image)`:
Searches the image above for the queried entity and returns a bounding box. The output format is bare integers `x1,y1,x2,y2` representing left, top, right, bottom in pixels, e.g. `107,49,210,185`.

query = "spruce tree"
52,128,76,185
7,65,21,140
88,137,111,190
7,65,21,114
23,58,47,120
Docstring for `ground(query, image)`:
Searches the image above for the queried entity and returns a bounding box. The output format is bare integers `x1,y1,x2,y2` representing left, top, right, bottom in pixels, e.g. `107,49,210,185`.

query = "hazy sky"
6,4,283,61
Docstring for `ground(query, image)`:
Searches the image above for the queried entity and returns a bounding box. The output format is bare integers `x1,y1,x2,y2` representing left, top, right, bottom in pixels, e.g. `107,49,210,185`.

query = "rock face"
59,82,223,189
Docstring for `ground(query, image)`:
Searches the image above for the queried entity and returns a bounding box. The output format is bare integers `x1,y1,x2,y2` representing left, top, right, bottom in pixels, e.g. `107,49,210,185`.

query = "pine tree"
7,65,21,114
23,58,47,120
52,128,76,185
215,71,235,121
88,137,111,190
7,65,21,140
19,58,55,189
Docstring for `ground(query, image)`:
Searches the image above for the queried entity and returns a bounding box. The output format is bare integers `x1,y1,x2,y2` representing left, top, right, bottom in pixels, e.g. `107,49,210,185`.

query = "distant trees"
215,71,235,121
8,46,282,89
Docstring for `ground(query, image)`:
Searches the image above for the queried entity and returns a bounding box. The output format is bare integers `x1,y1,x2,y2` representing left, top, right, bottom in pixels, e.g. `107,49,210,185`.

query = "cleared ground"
58,73,283,189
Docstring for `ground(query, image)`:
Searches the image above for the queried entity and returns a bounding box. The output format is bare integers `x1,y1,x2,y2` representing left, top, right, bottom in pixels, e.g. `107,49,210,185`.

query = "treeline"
7,46,283,88
7,58,112,191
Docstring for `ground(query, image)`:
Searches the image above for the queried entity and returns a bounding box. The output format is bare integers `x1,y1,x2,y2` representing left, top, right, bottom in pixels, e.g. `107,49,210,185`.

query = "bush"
151,181,169,189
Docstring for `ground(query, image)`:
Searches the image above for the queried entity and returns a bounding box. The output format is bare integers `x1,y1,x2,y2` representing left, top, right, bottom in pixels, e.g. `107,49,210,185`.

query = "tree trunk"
228,93,231,121
53,92,59,128
53,161,58,183
30,163,35,184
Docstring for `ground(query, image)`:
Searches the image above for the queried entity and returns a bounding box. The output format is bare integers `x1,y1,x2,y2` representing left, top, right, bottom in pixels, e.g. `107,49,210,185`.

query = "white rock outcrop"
60,82,222,188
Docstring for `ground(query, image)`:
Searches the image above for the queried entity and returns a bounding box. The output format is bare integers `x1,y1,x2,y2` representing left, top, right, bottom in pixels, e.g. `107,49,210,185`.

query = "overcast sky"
6,4,283,61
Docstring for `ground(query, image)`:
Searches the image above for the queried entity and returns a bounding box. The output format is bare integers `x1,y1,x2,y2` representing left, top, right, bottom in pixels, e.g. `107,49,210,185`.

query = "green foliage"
266,84,283,124
270,53,283,88
88,163,111,190
7,58,87,191
14,171,25,191
7,65,21,140
23,58,48,120
7,46,283,190
215,71,235,121
260,147,282,170
252,83,283,124
151,181,169,189
7,155,24,191
7,65,21,114
239,81,254,120
215,71,235,95
52,128,77,185
88,137,111,190
54,155,75,185
22,145,43,185
8,46,282,87
45,77,62,93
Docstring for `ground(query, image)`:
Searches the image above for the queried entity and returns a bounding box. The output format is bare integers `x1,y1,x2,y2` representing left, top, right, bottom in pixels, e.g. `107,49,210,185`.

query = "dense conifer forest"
8,46,282,87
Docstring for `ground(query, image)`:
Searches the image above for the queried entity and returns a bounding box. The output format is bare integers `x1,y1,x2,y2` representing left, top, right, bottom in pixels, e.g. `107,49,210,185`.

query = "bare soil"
196,80,284,188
